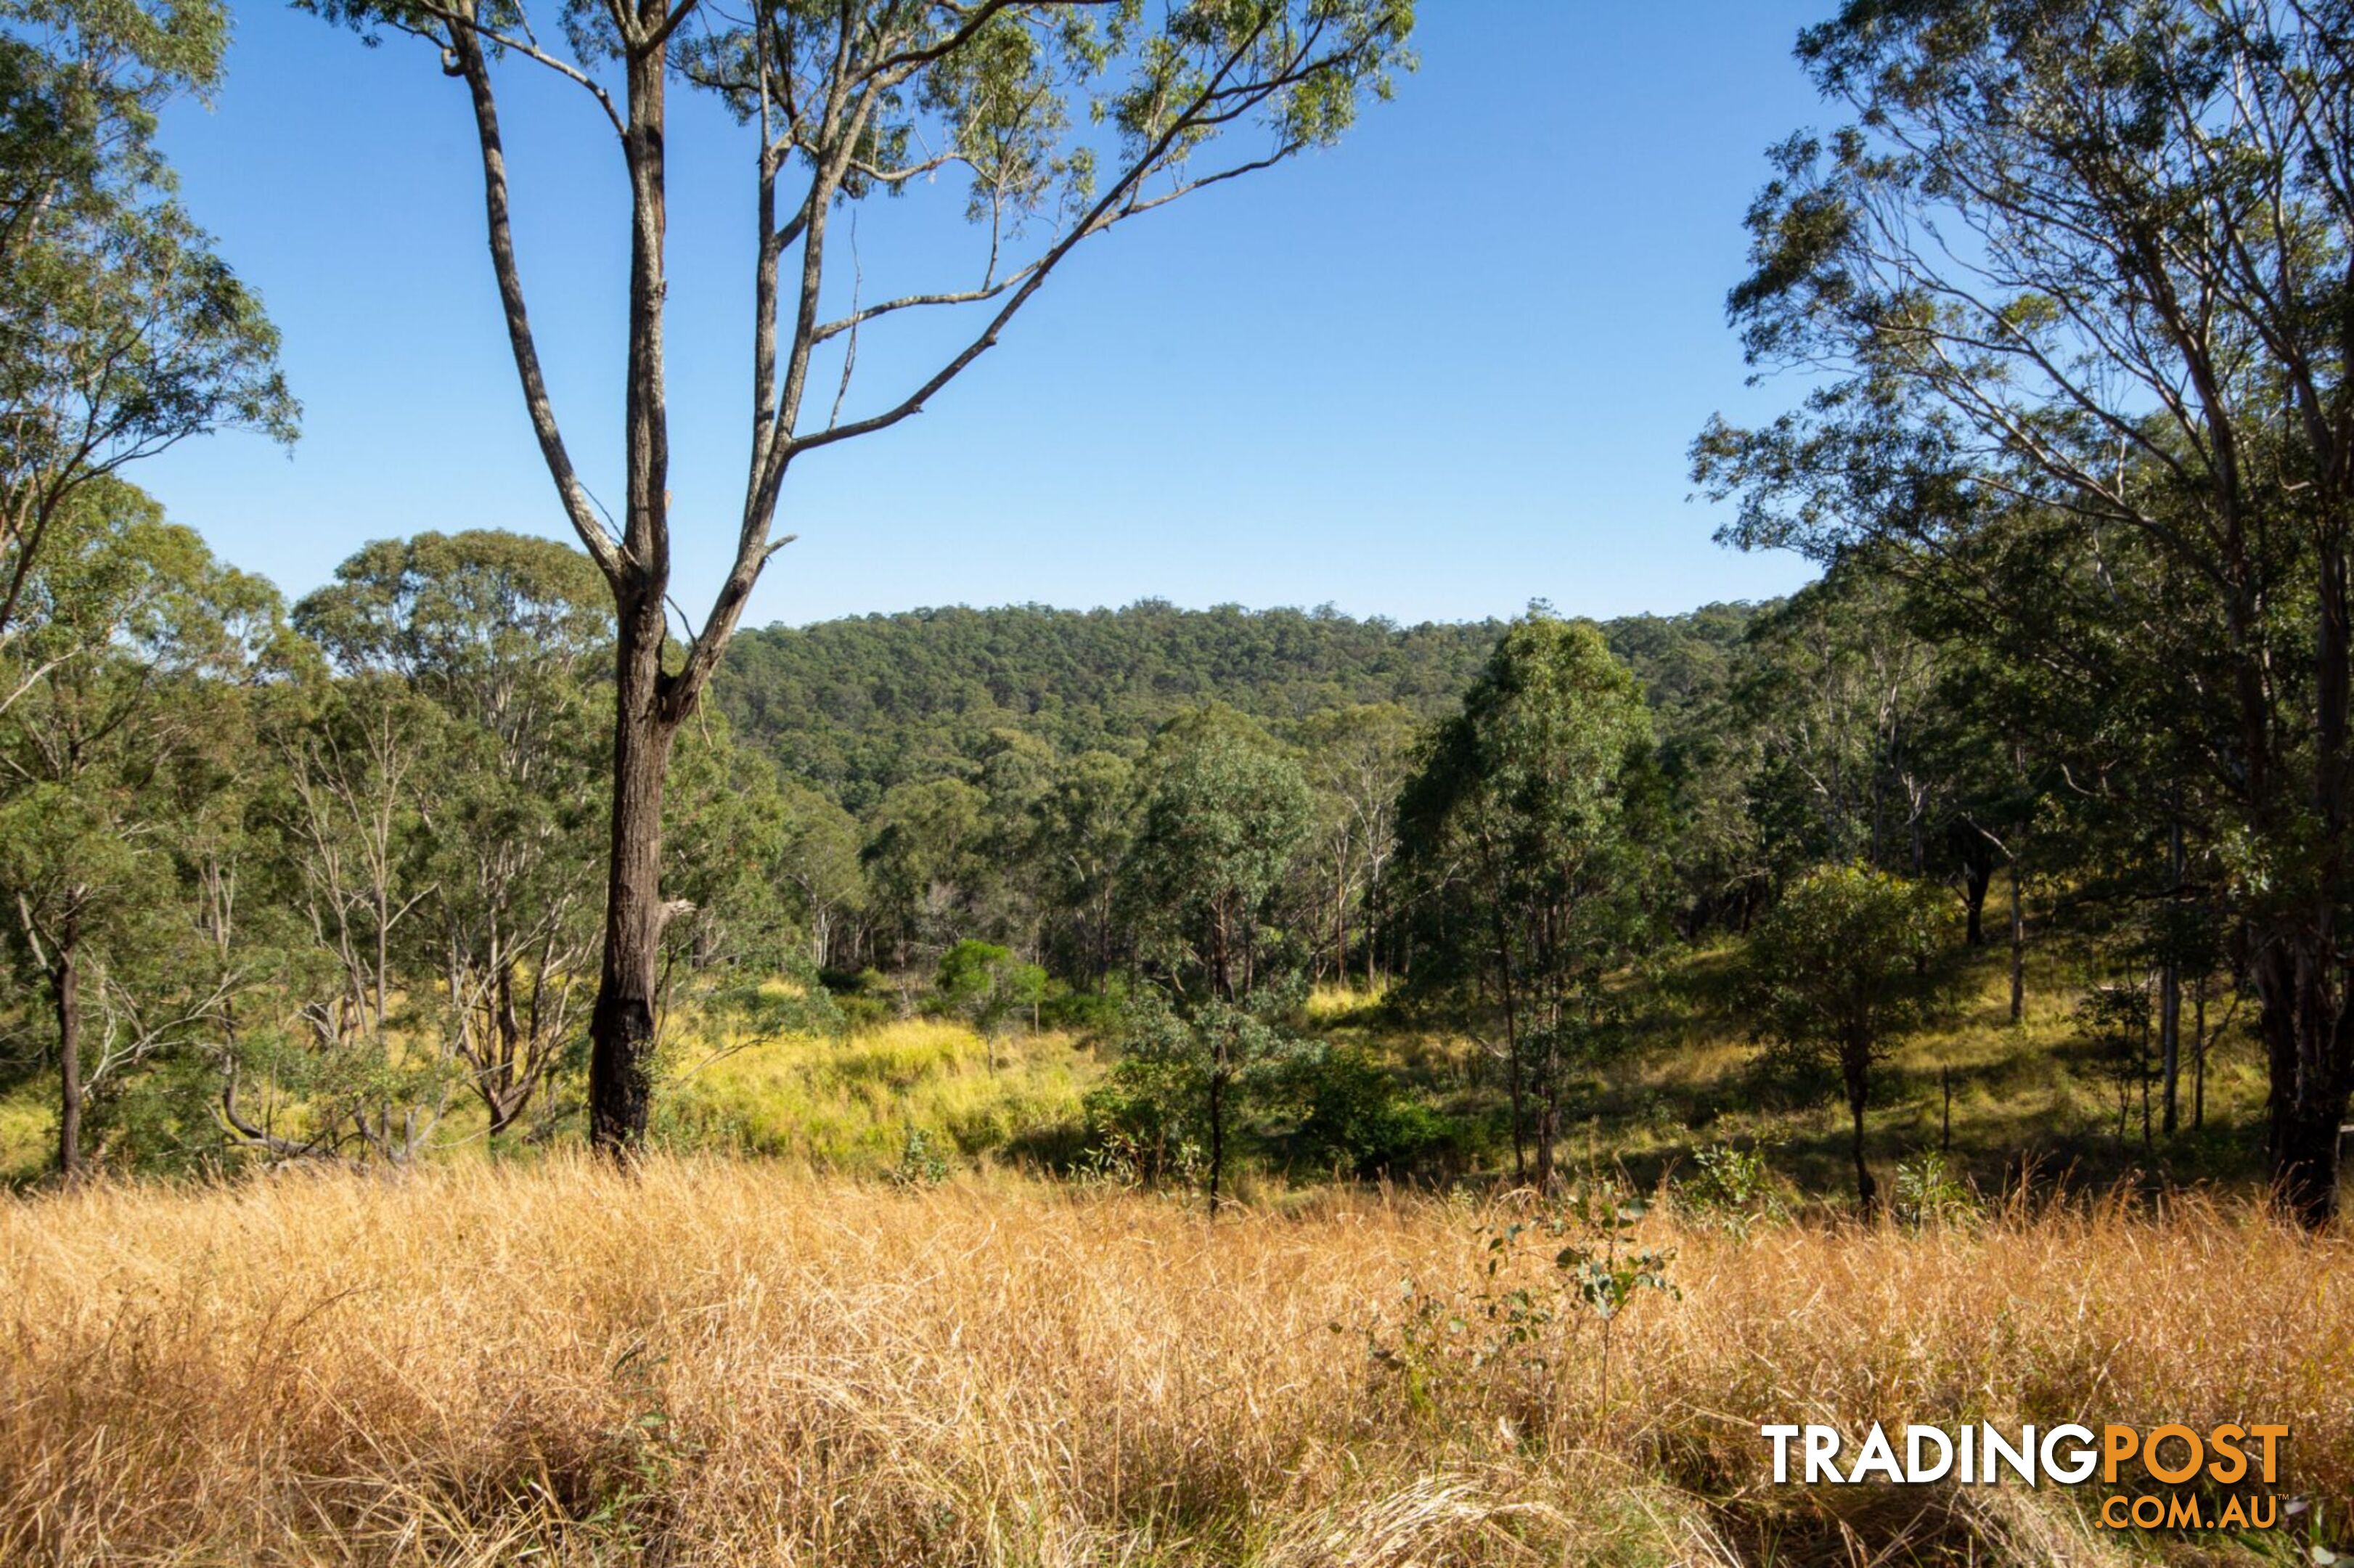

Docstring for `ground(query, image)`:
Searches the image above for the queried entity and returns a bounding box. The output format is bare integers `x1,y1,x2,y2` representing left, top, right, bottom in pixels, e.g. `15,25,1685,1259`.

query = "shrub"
1676,1141,1786,1236
1286,1045,1455,1180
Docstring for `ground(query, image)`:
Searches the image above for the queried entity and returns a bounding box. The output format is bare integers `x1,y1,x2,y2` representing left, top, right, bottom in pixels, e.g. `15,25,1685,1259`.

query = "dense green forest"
711,603,1508,808
711,601,1759,806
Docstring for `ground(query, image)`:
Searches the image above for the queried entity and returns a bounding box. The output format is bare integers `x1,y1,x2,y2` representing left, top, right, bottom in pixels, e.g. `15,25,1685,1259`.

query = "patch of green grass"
657,1016,1100,1171
0,1081,51,1183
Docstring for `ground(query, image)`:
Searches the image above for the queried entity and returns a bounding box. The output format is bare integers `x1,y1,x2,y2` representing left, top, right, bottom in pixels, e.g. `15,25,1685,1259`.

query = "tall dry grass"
0,1160,2345,1566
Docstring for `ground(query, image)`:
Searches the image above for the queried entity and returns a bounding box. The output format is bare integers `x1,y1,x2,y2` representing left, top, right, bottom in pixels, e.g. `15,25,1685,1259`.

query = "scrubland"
2,1158,2345,1567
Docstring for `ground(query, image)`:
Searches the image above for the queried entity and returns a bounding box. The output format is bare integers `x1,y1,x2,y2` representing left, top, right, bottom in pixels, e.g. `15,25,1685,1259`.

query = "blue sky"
140,1,1828,630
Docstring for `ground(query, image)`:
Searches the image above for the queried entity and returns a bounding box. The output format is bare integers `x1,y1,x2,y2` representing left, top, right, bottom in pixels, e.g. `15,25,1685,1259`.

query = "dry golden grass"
1,1160,2347,1566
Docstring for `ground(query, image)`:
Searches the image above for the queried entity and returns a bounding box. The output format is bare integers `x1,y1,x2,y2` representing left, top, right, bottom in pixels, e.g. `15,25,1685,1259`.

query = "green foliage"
703,600,1779,987
0,483,287,1173
1891,1150,1977,1231
1677,1142,1786,1237
886,1125,951,1188
1394,611,1664,1185
293,529,609,697
2075,978,2157,1147
666,712,817,977
1284,1042,1452,1179
714,603,1502,812
1696,0,2354,1219
293,529,610,1141
704,973,846,1045
1374,1185,1676,1427
1745,864,1945,1210
1076,1072,1203,1189
933,941,1046,1039
1121,706,1315,999
1745,865,1944,1075
0,0,293,632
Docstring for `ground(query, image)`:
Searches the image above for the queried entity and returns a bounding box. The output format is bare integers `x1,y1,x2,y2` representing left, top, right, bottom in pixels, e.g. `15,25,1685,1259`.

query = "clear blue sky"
139,1,1827,630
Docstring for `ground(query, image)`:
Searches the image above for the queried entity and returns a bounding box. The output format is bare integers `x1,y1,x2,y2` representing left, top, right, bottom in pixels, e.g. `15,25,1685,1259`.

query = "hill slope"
712,599,1765,807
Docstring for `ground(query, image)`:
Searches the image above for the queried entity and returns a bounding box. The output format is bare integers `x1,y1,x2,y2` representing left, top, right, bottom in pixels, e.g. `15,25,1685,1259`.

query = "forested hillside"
712,600,1759,808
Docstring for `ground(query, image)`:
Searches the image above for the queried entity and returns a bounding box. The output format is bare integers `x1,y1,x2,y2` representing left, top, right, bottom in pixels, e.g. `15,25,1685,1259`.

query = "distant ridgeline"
711,599,1769,809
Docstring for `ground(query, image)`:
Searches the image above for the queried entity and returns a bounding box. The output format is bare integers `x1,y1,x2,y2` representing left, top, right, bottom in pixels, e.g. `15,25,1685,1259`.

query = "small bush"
886,1126,952,1186
1039,979,1127,1034
1892,1149,1978,1229
1286,1045,1455,1180
1676,1142,1786,1236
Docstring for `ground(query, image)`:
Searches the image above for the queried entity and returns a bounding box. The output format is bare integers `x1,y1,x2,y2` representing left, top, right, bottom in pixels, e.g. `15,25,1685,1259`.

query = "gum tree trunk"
1844,1038,1874,1216
581,33,683,1154
589,593,679,1148
52,927,81,1181
2255,938,2353,1227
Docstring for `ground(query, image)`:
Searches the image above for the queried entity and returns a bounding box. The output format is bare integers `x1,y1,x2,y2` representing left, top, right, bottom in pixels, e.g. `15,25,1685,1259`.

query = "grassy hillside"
3,1158,2342,1565
1601,938,2270,1196
1303,942,2272,1204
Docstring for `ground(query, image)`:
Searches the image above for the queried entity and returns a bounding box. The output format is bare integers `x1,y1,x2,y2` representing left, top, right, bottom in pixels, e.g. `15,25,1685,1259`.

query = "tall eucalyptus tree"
1394,615,1660,1191
304,0,1415,1148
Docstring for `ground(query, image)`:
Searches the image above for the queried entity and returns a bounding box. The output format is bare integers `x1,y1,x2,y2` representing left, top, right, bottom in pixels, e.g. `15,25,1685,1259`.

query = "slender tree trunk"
1207,1064,1225,1219
1532,1080,1556,1193
2140,999,2153,1151
1846,1057,1874,1216
2159,959,2181,1138
1495,947,1525,1185
2160,816,2184,1137
52,930,81,1182
588,600,678,1152
1532,992,1561,1193
2193,980,2209,1132
583,27,683,1156
1333,853,1346,992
